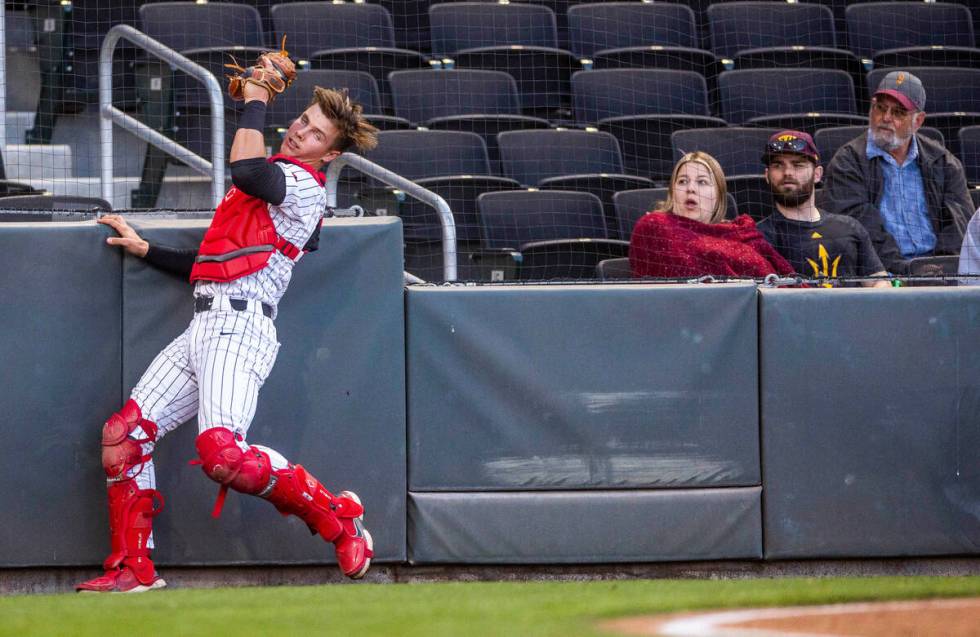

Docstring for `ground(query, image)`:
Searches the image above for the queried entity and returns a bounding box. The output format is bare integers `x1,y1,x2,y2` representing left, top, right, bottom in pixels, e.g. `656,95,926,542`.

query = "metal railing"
99,24,224,208
324,153,458,282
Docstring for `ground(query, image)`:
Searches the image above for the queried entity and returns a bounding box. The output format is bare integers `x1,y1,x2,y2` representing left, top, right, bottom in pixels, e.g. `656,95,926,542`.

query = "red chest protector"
189,155,326,283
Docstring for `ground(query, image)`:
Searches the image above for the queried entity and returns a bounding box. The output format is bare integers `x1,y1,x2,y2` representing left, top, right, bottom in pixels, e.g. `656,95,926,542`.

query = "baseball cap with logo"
761,130,820,165
874,70,926,112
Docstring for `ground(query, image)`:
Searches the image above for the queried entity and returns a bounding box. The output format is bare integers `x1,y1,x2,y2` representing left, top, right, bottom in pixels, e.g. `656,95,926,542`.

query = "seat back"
958,126,980,185
429,2,558,55
566,2,699,57
389,69,520,124
595,257,633,280
718,68,856,124
672,127,778,177
477,189,609,249
572,69,709,122
498,129,624,186
363,130,491,180
139,2,265,51
271,2,396,59
846,2,975,59
707,1,837,58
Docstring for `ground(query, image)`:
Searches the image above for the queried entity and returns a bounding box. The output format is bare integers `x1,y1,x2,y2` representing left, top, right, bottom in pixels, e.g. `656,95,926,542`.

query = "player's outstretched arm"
98,214,196,279
98,214,149,258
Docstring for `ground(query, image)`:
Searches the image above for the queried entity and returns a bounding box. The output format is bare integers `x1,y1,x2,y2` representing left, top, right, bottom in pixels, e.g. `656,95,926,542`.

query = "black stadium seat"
566,2,700,57
672,127,779,177
270,2,397,60
538,174,655,240
718,68,857,125
572,69,710,123
845,2,975,60
707,1,838,59
388,69,520,125
497,129,624,187
428,2,558,56
477,189,628,279
363,130,493,181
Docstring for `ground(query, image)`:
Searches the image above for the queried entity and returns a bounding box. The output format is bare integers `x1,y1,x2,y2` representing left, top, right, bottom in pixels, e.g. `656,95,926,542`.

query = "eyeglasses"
871,100,911,120
767,137,809,154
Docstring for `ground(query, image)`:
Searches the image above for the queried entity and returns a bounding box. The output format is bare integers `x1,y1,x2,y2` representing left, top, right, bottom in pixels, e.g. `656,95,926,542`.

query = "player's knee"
195,427,271,495
101,399,157,480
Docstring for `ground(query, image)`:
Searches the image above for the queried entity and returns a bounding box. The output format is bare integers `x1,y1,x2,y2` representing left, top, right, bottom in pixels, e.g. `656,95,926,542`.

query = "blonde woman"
629,151,793,278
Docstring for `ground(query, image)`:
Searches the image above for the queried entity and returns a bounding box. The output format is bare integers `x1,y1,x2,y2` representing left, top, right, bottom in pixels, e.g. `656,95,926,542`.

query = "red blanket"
629,212,794,279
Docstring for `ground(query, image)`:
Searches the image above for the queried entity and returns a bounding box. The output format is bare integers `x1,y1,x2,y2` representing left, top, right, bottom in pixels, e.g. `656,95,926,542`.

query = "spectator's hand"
98,214,149,258
914,263,945,278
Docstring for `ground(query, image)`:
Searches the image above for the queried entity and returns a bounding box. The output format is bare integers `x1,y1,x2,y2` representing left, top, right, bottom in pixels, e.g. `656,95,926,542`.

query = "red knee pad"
194,427,272,495
101,399,157,480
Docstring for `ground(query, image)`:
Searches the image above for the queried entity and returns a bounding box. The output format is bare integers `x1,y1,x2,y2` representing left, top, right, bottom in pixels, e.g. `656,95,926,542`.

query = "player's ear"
764,167,770,184
813,164,824,184
320,149,341,165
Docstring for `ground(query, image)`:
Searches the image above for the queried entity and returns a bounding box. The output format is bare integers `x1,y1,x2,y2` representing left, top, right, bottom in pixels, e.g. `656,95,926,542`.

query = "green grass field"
1,576,977,637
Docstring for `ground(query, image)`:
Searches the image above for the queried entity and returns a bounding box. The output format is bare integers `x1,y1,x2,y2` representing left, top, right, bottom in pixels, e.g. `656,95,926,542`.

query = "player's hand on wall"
98,214,149,258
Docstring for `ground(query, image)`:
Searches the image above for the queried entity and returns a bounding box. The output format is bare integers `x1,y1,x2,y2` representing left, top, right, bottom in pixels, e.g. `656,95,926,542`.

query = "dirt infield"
602,597,980,636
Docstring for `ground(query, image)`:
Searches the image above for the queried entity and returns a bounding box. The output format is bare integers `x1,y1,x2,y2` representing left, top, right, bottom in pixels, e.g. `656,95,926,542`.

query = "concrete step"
18,174,225,211
4,144,73,179
4,111,35,147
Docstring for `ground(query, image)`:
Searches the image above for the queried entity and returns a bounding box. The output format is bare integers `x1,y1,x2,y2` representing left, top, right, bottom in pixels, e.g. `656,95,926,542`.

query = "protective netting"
4,1,980,283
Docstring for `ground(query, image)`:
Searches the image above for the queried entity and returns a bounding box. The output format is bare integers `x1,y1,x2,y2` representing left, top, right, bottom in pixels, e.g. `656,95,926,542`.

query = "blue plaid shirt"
866,133,936,257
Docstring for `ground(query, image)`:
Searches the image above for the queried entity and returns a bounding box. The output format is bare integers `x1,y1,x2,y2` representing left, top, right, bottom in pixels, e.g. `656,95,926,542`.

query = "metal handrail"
99,24,224,208
324,153,458,282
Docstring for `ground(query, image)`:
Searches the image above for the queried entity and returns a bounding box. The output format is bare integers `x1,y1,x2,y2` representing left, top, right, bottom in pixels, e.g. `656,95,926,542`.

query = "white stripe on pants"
127,301,283,494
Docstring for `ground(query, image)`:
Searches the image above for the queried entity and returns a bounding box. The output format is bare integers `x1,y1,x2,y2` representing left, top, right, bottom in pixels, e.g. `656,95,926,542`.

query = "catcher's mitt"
226,35,296,103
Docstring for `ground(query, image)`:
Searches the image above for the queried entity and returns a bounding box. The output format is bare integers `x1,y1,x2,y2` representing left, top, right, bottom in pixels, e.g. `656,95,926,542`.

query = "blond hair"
309,86,379,153
657,151,728,224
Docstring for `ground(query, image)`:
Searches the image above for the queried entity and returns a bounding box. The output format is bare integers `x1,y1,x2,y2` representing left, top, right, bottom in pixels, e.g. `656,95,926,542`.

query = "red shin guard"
76,479,164,593
193,427,372,578
265,465,373,578
78,401,166,593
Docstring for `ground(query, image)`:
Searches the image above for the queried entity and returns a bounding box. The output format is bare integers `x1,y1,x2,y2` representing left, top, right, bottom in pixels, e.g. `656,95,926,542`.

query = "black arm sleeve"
230,158,287,205
144,244,197,279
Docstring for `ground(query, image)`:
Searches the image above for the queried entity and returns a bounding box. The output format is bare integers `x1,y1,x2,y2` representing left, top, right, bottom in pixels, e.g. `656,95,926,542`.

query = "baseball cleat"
335,490,373,579
76,567,166,594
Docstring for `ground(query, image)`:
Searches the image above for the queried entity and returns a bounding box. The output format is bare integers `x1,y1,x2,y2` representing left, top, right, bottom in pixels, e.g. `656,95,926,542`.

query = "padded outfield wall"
0,219,977,568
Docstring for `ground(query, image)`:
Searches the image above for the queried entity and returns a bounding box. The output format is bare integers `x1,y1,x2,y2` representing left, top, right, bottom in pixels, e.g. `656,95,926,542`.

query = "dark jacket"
823,131,973,273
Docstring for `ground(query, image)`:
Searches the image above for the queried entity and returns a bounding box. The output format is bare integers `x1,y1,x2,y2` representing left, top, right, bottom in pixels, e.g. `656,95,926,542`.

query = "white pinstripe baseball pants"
127,298,290,495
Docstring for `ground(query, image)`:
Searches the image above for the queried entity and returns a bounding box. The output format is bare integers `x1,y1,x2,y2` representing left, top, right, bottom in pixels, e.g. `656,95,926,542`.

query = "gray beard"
870,127,911,152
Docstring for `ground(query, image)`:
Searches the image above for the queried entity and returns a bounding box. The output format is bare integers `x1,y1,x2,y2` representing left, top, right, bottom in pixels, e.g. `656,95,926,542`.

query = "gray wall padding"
0,222,123,566
406,284,761,490
124,218,407,566
409,488,763,563
0,218,406,567
761,288,980,558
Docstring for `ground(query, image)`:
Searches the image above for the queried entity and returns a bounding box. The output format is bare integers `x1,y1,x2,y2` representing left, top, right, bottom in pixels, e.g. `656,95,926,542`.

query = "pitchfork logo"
806,234,840,287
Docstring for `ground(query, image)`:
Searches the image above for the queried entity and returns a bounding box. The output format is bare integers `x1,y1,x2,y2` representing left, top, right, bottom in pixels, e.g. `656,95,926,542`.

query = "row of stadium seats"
39,1,978,56
354,126,980,237
19,2,980,125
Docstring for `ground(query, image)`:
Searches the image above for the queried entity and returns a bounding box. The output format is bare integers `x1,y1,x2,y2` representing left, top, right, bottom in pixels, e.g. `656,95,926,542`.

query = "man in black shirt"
757,130,889,287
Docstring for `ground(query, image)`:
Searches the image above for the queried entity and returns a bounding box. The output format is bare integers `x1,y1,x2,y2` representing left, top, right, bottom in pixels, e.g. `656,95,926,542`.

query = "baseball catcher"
76,42,379,593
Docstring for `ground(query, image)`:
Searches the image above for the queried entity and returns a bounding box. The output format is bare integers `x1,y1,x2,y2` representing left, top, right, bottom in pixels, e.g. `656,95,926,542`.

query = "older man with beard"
823,71,972,274
758,131,888,287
